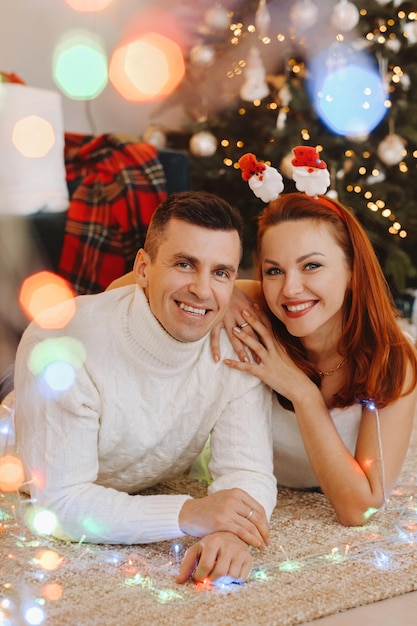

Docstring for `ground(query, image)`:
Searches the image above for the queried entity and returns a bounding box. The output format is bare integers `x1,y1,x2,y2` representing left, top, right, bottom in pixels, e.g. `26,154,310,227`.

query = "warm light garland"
2,396,417,623
1,472,417,623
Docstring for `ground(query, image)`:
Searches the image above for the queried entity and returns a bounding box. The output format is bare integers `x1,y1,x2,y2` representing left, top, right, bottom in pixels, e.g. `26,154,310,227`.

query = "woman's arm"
224,310,417,526
290,373,416,526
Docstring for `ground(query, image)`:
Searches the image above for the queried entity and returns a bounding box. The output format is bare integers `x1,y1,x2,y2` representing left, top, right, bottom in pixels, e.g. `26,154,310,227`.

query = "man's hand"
176,532,253,583
178,488,269,550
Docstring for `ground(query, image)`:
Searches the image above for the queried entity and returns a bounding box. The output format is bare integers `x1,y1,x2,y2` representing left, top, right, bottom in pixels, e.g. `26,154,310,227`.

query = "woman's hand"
179,488,269,550
223,309,312,399
210,280,262,363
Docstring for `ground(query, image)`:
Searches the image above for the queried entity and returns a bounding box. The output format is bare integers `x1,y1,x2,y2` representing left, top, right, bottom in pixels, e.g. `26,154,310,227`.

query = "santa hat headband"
238,146,346,222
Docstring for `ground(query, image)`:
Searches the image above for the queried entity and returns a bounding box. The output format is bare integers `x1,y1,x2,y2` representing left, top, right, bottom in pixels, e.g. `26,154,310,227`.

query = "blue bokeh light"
307,45,388,137
42,360,76,392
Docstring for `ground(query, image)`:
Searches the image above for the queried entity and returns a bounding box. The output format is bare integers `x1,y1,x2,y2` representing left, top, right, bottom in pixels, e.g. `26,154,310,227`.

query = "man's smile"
177,301,209,316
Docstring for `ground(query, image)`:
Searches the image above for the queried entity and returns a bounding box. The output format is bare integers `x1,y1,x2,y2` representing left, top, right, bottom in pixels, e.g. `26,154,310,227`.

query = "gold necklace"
317,358,346,377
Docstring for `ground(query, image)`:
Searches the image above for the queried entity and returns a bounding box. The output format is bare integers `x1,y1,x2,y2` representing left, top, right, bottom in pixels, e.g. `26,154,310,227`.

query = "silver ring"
239,322,249,329
246,508,254,520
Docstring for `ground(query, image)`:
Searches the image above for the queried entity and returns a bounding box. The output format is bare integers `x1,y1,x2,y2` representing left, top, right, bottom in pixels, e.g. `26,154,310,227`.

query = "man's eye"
215,270,229,279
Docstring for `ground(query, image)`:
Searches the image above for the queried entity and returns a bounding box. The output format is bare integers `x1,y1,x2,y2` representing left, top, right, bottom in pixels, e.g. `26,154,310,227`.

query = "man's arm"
14,336,191,544
208,371,277,521
14,333,275,547
177,368,276,582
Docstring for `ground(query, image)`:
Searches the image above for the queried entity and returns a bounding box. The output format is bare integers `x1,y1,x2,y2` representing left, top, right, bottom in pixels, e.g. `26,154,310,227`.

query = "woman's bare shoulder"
107,271,135,290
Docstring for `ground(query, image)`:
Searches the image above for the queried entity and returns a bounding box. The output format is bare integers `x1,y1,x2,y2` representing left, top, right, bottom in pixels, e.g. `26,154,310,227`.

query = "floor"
304,590,417,625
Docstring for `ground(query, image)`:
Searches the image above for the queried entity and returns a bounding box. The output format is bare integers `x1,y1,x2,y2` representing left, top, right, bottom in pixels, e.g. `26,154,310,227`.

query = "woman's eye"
305,262,322,270
265,267,282,276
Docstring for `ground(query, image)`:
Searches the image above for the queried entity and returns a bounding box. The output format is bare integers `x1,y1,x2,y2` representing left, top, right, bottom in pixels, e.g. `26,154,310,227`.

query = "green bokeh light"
28,336,86,377
53,30,108,100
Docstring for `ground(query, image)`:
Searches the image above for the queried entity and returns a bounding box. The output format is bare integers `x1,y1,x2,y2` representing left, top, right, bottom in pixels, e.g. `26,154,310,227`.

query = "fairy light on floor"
1,402,417,622
1,487,417,621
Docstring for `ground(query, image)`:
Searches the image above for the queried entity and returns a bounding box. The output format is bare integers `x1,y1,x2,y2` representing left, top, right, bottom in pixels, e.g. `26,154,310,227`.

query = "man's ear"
133,249,151,288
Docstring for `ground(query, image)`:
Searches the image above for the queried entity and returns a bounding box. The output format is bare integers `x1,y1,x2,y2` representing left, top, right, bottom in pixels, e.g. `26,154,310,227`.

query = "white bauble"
366,170,386,185
386,37,401,53
204,6,231,31
189,131,218,157
403,21,417,45
326,189,339,200
255,0,271,38
377,134,405,166
190,44,216,68
142,125,167,150
290,0,319,29
331,1,360,32
400,73,411,91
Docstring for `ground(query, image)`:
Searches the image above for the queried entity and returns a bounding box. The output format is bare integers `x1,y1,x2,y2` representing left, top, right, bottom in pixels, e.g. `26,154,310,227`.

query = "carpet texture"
2,424,417,625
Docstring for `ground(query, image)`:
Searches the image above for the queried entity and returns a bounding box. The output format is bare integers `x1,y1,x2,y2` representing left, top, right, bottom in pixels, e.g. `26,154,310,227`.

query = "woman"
214,192,417,527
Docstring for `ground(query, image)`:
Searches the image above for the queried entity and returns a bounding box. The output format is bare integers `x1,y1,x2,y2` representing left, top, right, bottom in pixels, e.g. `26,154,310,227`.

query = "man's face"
135,218,240,342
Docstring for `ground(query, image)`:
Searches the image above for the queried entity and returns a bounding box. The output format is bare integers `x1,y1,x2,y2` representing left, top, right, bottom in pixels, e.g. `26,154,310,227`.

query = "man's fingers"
176,544,201,584
185,534,253,583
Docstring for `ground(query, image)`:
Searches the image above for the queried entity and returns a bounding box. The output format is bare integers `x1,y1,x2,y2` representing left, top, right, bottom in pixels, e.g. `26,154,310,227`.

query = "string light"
1,470,417,621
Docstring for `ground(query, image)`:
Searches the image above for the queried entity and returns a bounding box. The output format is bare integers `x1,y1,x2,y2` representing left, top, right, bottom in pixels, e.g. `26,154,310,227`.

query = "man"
14,191,276,583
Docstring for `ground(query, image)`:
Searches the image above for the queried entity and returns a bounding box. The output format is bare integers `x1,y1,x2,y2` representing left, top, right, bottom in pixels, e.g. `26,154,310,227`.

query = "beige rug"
2,425,417,626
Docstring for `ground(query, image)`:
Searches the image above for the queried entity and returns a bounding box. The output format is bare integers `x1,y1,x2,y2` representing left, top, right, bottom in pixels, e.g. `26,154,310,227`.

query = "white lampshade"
0,83,69,215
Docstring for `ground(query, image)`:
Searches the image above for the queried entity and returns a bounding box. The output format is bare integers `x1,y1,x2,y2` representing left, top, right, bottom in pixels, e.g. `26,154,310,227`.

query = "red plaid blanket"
59,133,167,295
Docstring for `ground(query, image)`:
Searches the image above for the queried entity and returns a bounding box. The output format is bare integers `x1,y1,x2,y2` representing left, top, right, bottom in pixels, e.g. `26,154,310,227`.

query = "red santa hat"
238,153,266,181
291,146,327,172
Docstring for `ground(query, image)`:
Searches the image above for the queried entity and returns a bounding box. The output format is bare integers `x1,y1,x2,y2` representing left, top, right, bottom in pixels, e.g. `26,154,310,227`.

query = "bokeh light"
307,45,388,137
0,454,25,492
22,603,45,626
30,468,46,491
19,271,76,329
36,549,62,571
28,336,86,395
42,583,63,602
12,115,55,158
65,0,113,11
109,32,185,102
42,360,76,392
28,337,86,377
28,508,58,536
53,30,108,100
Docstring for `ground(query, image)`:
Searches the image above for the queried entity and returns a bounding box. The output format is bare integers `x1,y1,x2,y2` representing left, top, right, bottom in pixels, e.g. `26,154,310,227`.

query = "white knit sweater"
15,285,276,544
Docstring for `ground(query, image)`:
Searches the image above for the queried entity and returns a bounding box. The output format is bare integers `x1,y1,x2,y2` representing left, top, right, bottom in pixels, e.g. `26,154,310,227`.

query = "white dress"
272,397,362,488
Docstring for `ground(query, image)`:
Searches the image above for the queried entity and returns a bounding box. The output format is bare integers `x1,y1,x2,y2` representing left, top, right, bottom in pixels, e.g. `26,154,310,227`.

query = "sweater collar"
118,285,207,371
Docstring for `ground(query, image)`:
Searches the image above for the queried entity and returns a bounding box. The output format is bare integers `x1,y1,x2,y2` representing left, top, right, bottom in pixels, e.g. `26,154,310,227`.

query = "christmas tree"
146,0,417,295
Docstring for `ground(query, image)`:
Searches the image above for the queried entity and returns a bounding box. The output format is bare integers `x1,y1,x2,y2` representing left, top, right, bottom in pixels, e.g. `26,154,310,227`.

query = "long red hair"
256,193,417,409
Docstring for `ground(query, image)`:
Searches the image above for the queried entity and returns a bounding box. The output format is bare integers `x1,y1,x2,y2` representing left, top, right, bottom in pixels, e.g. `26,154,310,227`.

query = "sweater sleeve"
207,378,277,520
14,338,191,545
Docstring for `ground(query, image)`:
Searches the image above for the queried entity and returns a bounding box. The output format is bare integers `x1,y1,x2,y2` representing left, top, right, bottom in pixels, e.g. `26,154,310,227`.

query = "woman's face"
260,218,351,343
